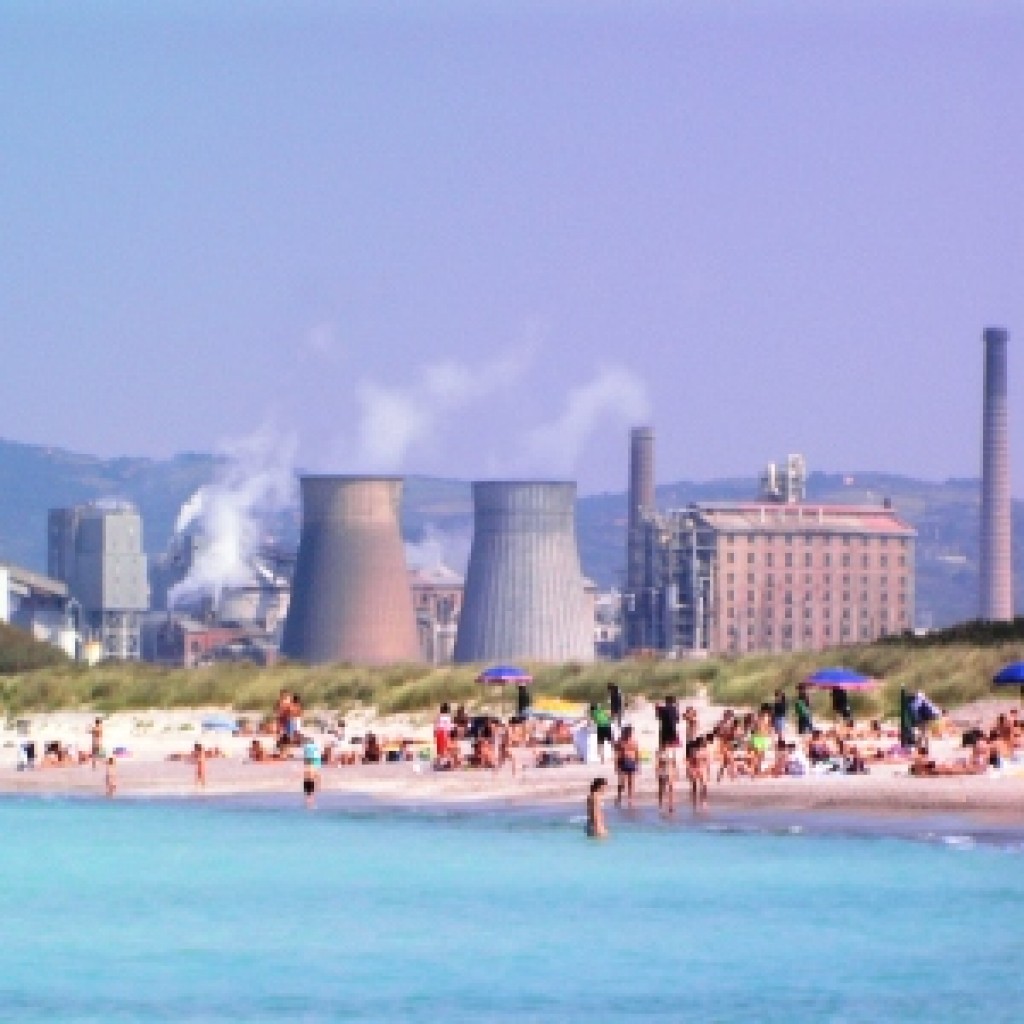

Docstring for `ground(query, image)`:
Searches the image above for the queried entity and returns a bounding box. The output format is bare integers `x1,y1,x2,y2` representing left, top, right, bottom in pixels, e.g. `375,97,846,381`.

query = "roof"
682,502,916,537
0,562,69,599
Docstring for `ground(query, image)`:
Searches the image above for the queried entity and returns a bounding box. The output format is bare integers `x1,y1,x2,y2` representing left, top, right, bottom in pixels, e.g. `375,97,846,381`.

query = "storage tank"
280,476,420,665
454,481,593,664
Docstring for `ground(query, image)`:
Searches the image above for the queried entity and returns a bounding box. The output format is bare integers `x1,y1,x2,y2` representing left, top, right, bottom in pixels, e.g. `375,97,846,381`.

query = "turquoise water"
1,797,1022,1023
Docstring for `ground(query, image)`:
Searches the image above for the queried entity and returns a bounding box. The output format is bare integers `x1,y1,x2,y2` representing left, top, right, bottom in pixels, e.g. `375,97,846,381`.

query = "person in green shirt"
590,703,613,763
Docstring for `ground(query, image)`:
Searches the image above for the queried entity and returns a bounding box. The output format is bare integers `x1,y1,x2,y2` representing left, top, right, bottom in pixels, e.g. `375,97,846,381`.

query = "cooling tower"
627,426,655,591
280,476,420,665
454,481,593,664
980,327,1013,621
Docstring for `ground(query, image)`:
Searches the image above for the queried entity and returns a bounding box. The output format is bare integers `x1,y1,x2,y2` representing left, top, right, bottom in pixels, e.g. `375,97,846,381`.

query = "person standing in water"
303,738,322,809
586,778,609,838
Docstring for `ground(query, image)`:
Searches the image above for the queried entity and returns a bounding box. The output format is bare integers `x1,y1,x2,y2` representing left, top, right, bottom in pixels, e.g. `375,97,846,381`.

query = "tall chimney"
280,476,421,665
627,426,655,591
980,327,1013,622
454,481,593,663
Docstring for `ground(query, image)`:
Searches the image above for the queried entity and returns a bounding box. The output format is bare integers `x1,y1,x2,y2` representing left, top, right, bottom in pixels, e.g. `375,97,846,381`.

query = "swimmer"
586,777,609,839
614,725,640,808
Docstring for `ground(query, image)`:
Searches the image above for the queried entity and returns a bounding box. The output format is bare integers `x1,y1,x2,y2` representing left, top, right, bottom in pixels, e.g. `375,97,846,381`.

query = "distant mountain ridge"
1,437,1020,629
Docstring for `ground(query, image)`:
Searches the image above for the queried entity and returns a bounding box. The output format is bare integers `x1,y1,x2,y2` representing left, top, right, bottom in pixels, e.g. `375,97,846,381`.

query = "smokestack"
980,327,1013,622
280,476,420,665
454,481,593,663
627,426,655,590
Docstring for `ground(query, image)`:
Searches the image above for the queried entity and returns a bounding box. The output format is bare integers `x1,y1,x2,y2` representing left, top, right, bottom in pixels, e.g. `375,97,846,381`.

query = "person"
516,684,531,718
771,689,788,739
586,777,609,838
193,743,206,787
590,702,613,763
303,738,322,809
795,684,813,735
656,696,680,748
682,706,699,744
614,725,640,808
686,736,709,813
831,686,853,728
363,732,382,763
90,717,104,770
655,743,678,813
434,703,452,760
104,755,117,798
608,683,624,728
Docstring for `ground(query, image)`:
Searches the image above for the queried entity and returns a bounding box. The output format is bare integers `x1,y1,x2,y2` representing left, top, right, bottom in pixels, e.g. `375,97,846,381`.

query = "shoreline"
3,757,1023,839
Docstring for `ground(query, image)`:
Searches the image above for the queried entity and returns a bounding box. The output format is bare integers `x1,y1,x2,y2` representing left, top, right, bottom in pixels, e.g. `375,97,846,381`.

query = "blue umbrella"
476,665,532,717
804,667,877,690
992,662,1024,704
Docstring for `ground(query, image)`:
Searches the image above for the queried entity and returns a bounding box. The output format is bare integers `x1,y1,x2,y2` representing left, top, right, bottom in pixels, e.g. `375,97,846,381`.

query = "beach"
3,704,1023,825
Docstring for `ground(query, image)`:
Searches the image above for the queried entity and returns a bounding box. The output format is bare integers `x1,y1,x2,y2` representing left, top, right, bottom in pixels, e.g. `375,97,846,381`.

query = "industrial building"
409,565,463,665
0,562,78,659
281,476,421,665
48,501,149,660
624,432,916,657
454,480,594,664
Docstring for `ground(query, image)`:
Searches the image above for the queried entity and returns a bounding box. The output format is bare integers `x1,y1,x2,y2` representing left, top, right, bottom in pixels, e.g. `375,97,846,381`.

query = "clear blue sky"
2,1,1022,495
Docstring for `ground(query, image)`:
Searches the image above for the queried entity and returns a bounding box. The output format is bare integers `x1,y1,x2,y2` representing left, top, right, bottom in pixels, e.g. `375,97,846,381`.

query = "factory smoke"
353,348,534,471
522,366,651,476
168,427,298,610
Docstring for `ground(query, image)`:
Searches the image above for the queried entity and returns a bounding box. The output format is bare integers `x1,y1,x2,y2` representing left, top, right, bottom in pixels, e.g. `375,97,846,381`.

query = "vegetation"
1,619,1023,721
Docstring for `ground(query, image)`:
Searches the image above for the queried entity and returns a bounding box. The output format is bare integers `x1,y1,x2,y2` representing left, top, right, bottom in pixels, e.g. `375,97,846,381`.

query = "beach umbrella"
992,661,1024,705
476,665,533,717
803,667,878,690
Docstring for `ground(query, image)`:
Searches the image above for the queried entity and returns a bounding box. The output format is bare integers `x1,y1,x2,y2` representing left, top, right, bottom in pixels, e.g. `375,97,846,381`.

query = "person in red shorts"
435,703,453,759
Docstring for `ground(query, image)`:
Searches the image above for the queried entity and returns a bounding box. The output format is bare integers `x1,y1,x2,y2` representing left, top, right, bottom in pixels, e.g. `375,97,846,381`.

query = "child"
104,755,117,798
686,736,710,813
655,743,678,813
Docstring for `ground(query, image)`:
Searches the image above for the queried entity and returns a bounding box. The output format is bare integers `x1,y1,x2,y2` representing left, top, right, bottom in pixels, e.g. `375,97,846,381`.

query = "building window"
804,553,813,568
843,536,851,546
785,553,793,567
727,552,735,564
765,553,773,567
785,534,793,545
727,573,735,584
747,573,755,584
861,555,870,569
747,590,755,603
804,606,813,619
880,554,888,568
842,554,851,567
824,554,832,567
748,553,755,565
766,573,774,586
784,591,793,605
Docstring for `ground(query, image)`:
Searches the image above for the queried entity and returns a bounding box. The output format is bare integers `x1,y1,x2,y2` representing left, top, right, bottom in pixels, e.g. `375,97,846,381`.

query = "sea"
1,795,1022,1023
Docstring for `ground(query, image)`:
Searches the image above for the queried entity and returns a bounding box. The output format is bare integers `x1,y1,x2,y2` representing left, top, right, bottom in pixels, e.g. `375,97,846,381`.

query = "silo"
280,476,420,665
980,327,1013,621
454,481,593,664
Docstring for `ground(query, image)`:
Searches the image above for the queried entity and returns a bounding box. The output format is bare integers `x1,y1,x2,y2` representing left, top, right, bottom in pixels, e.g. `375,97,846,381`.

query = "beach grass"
2,620,1024,718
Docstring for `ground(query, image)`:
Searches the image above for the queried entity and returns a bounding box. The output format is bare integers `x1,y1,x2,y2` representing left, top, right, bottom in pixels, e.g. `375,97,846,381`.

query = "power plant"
979,326,1013,621
280,476,421,665
454,481,593,664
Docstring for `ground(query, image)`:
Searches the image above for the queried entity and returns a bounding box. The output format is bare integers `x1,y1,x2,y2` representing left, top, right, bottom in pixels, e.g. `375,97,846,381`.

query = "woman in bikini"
614,725,640,808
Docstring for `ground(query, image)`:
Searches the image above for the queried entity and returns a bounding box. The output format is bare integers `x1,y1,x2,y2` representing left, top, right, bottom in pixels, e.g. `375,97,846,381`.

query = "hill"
1,438,1022,628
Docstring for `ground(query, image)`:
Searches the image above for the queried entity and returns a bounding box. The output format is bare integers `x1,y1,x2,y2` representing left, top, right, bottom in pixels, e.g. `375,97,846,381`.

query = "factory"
623,430,916,657
48,500,150,660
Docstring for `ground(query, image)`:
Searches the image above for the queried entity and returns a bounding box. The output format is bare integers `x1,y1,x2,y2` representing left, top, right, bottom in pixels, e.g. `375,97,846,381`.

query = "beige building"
628,501,915,656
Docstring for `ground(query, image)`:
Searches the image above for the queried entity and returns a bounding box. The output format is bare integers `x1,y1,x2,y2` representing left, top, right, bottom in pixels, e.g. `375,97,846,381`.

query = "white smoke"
404,522,472,575
523,366,651,476
168,426,298,611
353,348,535,471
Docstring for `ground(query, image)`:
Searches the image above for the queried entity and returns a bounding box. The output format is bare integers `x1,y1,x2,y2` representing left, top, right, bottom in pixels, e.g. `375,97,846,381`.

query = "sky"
2,1,1022,496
